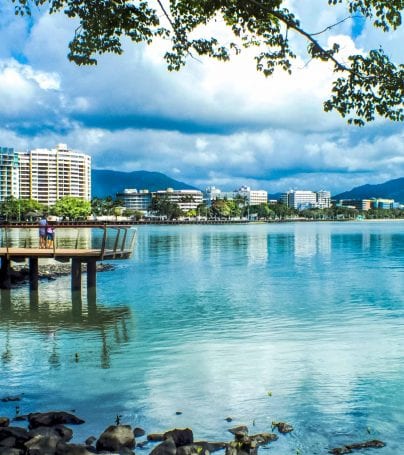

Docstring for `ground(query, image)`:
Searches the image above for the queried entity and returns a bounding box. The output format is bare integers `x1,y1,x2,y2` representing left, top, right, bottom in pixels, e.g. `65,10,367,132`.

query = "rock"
228,426,248,436
56,442,96,455
164,429,194,447
0,448,22,455
96,425,135,452
329,439,385,454
0,427,30,449
148,433,165,442
0,419,9,428
12,416,28,422
272,422,293,434
84,436,96,446
28,425,73,442
133,427,146,438
28,412,84,429
175,412,183,416
1,396,22,403
225,417,233,423
177,444,210,455
136,440,149,448
249,433,278,446
150,437,177,455
25,434,60,454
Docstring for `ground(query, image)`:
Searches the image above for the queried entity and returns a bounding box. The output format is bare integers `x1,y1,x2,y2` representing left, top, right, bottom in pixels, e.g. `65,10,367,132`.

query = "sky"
0,1,403,195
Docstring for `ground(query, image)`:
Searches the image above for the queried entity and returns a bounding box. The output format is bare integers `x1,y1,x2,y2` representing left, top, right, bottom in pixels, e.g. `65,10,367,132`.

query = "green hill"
92,170,199,198
334,177,404,203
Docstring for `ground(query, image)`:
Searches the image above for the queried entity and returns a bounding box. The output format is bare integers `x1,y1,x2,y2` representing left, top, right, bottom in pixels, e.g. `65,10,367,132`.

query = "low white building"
282,190,331,210
153,188,203,211
116,189,152,212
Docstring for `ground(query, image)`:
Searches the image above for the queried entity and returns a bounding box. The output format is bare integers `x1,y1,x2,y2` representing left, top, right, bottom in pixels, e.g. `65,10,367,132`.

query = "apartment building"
0,147,20,201
237,186,268,206
18,144,91,205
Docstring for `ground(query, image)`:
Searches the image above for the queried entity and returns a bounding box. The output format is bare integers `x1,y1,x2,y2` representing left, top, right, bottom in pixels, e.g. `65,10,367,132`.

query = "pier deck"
0,225,137,296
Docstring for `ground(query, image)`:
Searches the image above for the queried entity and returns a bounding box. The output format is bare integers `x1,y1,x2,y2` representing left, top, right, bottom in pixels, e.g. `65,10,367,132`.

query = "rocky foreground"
0,410,385,455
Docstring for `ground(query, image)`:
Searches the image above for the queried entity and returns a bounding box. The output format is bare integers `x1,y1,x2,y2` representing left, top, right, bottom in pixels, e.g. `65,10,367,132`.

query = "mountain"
334,177,404,203
92,169,199,198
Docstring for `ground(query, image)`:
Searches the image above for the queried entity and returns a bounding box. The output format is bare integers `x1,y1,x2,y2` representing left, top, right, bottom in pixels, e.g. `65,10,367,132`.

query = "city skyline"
0,2,403,194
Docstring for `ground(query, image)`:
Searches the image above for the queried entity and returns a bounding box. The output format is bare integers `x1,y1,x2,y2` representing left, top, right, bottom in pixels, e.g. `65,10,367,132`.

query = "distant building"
236,186,268,206
282,190,331,210
153,188,203,211
204,185,268,206
116,189,152,213
371,198,396,209
0,147,20,201
338,199,372,211
0,144,91,205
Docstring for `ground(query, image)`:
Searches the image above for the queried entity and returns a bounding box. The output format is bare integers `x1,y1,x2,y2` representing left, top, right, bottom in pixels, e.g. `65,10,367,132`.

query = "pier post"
71,258,82,293
29,257,39,292
0,257,11,290
87,259,97,305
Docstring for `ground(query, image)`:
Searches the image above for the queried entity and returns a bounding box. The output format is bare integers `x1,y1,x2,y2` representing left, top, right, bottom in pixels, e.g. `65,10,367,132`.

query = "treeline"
1,196,403,222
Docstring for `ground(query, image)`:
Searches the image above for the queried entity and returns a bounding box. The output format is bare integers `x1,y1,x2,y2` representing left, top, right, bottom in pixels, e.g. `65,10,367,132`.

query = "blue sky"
0,1,403,195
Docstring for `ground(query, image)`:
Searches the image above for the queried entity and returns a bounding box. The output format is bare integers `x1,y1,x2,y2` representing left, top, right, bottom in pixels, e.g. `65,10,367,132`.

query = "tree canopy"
12,0,403,125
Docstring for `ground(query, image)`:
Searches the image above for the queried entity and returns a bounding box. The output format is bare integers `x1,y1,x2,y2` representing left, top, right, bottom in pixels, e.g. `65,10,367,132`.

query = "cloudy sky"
0,1,403,195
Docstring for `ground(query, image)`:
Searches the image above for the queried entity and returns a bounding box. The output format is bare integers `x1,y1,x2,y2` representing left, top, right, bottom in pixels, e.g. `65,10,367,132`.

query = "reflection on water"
0,288,131,370
0,222,403,454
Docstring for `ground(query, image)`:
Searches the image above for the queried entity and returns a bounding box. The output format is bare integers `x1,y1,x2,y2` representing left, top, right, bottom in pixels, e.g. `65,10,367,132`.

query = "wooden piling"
0,258,11,290
71,258,82,293
29,257,39,292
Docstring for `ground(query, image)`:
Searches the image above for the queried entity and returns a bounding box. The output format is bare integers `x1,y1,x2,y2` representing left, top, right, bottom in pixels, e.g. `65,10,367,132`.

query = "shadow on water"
0,289,132,369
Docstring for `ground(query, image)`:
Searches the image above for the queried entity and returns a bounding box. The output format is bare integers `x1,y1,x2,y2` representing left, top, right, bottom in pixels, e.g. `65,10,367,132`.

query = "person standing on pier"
39,215,47,248
46,223,55,249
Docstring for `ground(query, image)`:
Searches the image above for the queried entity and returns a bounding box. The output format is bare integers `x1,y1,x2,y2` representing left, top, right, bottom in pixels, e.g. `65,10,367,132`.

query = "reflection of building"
0,147,20,201
281,190,331,210
116,189,152,213
0,144,91,205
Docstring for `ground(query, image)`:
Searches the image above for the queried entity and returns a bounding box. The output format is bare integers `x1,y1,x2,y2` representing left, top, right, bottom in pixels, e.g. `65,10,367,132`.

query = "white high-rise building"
0,147,20,201
18,144,91,205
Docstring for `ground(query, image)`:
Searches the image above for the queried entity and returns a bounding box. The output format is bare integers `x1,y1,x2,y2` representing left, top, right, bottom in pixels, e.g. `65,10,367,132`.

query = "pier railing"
0,225,137,260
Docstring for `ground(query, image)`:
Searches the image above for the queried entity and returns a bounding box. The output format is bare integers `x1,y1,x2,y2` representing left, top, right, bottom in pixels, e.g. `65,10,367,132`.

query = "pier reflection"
0,290,131,369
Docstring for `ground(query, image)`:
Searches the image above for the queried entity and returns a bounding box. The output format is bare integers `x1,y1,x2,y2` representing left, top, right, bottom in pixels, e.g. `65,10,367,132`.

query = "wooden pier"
0,225,137,299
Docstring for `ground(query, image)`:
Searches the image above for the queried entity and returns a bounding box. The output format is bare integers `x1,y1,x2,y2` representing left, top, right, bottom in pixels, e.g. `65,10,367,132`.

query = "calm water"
1,222,403,454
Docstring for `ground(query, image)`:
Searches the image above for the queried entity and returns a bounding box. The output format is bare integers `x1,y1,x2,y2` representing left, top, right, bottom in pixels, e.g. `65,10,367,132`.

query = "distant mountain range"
92,170,404,203
92,170,198,198
333,177,404,203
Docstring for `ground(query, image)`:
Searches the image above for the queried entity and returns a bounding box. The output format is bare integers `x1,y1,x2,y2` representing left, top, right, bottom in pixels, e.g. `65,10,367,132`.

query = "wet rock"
228,426,248,436
25,434,60,454
175,412,183,416
28,412,85,429
0,418,9,428
150,437,176,455
1,396,22,403
249,433,278,445
330,440,385,454
133,427,146,438
198,442,227,453
136,440,149,448
176,444,210,455
164,428,194,447
225,417,233,423
272,422,293,434
0,427,30,449
28,425,73,442
96,425,135,452
148,433,165,442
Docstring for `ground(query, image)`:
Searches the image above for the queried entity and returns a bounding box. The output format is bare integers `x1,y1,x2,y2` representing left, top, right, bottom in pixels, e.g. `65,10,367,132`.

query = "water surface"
1,222,403,454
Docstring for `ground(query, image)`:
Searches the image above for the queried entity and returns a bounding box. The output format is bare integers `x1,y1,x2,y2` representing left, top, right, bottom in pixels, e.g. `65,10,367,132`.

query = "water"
1,222,403,454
